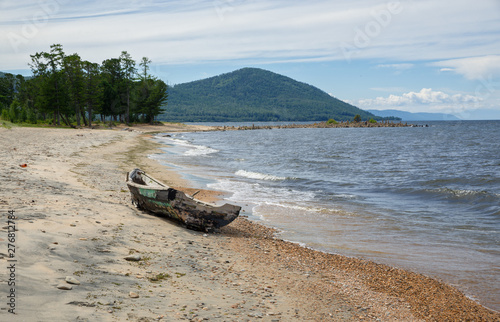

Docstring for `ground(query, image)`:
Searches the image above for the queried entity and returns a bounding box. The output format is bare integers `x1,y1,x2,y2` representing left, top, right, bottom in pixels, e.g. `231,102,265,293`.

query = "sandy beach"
0,124,498,321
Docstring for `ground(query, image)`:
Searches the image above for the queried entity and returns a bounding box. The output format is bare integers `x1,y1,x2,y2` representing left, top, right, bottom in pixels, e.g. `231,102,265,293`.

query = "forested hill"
160,68,377,122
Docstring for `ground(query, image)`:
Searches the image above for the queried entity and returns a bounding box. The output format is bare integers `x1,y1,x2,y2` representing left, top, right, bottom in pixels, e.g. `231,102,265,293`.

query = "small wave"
154,135,188,145
424,188,500,208
155,135,219,157
184,146,219,156
258,201,340,215
169,138,190,145
433,188,492,198
208,179,315,206
235,170,291,181
327,193,359,200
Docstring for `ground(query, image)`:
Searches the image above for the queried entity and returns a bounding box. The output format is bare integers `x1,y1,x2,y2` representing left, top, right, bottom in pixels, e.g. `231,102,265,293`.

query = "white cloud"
348,88,484,114
0,0,499,71
375,63,414,70
433,55,500,80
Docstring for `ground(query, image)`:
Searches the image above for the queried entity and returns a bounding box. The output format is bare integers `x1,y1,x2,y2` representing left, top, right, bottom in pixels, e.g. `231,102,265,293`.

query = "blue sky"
1,0,500,119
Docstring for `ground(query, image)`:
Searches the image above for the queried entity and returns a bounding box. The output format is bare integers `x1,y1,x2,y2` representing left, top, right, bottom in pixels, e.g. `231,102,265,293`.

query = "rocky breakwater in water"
217,120,419,131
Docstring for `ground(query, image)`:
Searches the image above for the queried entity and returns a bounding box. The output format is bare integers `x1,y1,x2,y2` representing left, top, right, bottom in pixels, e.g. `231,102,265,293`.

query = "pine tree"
64,53,86,126
135,57,167,124
29,44,68,126
119,51,137,125
83,61,101,128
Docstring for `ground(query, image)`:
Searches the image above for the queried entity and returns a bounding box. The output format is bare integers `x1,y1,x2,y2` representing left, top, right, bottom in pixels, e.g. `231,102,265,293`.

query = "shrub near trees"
0,44,168,126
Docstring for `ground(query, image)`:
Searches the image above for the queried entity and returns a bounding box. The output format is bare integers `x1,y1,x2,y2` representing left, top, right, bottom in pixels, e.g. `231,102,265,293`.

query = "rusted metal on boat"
126,168,240,232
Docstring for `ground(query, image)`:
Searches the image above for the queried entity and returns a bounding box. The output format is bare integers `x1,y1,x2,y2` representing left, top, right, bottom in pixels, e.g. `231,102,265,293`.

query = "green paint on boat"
147,200,180,220
149,199,172,209
139,188,157,198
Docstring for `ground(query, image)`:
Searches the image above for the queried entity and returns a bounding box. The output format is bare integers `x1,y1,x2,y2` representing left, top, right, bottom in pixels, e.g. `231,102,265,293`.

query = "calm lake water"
152,120,500,311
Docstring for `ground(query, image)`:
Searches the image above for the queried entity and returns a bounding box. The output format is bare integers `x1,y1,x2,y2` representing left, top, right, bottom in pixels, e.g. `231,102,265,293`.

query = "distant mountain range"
160,68,379,122
368,109,461,121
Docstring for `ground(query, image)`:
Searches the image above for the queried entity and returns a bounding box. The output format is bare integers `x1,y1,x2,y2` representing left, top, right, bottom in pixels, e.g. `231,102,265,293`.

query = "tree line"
0,44,168,127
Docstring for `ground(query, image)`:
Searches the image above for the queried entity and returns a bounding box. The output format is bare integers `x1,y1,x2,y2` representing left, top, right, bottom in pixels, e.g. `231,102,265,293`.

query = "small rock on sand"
65,276,81,285
125,254,142,261
129,291,139,298
57,284,72,290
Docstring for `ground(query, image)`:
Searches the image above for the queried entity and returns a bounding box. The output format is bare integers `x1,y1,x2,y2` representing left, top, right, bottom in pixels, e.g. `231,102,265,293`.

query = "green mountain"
160,67,377,122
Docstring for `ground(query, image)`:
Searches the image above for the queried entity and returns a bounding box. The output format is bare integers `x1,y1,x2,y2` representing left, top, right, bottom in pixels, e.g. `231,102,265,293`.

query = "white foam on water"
154,135,219,157
207,178,328,223
184,145,219,156
235,169,291,181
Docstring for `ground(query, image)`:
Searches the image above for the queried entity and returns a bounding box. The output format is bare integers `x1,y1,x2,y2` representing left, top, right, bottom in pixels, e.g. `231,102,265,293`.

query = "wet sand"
0,124,498,321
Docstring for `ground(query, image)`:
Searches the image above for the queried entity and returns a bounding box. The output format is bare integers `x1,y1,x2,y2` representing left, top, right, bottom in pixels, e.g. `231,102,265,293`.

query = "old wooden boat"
126,168,240,232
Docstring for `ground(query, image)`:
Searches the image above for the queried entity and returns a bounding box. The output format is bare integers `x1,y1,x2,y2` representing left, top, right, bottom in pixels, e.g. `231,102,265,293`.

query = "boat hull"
126,169,240,232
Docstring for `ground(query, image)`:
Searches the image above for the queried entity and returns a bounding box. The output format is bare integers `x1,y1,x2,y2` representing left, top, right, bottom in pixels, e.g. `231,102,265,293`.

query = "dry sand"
0,124,498,321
